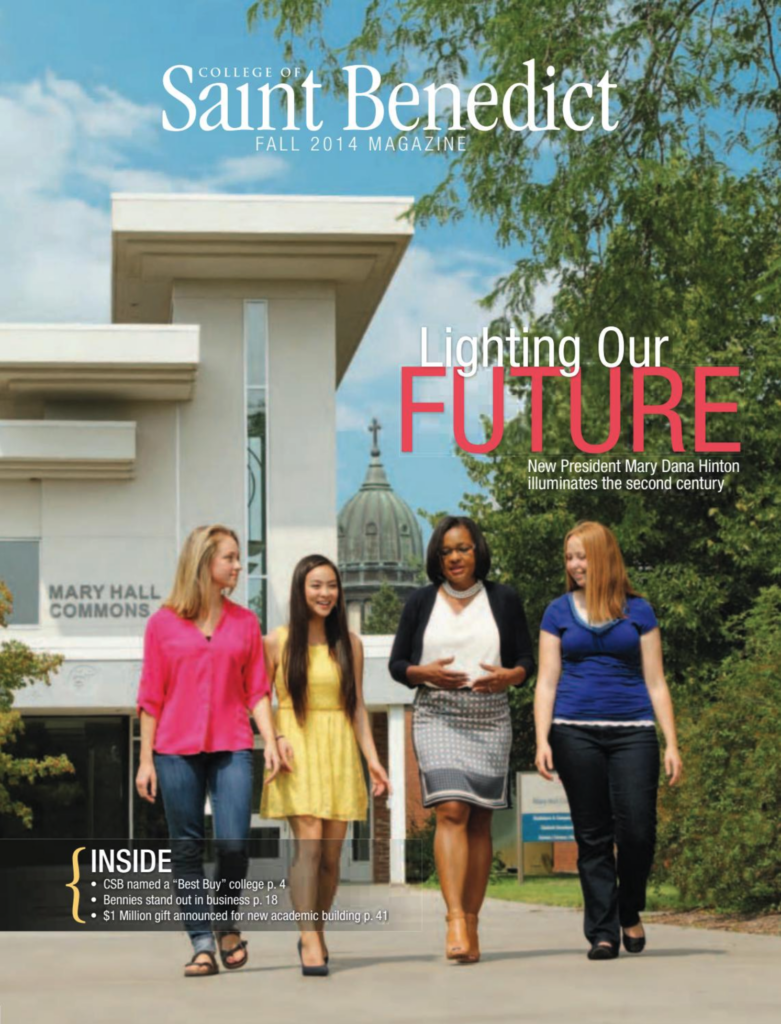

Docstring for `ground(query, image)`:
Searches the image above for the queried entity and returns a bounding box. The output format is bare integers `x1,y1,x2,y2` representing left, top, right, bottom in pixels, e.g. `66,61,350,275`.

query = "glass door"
246,735,290,881
340,759,372,882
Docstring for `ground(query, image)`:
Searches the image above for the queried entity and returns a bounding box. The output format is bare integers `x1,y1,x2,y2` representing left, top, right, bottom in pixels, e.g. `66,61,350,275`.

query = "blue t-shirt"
540,593,657,722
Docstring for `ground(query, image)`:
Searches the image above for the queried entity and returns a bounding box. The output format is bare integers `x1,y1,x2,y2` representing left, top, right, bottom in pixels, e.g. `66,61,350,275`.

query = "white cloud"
0,73,286,321
337,244,488,452
84,154,286,194
337,243,558,455
208,155,286,187
343,246,557,387
343,246,490,384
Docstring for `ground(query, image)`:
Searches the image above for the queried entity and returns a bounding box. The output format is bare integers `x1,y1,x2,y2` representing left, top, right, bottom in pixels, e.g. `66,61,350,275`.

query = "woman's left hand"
471,663,516,693
264,744,282,784
665,746,683,786
277,738,295,773
368,760,392,797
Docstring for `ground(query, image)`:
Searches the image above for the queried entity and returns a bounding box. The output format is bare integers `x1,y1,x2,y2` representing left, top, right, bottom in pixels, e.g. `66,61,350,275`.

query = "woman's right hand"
535,743,555,781
413,657,469,689
136,760,157,803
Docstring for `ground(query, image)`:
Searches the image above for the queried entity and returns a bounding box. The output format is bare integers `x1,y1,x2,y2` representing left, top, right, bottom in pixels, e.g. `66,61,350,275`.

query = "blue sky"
0,0,529,541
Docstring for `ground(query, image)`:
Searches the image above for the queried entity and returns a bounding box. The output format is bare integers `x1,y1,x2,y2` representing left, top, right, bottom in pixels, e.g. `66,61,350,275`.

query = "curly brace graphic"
66,846,86,924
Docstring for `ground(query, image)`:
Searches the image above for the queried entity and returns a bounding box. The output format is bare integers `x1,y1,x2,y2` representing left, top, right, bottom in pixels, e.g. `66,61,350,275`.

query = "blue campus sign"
522,813,574,842
519,773,574,843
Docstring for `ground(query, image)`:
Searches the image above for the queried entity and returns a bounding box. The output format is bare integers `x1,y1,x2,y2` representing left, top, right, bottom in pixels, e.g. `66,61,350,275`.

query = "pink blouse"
136,599,270,755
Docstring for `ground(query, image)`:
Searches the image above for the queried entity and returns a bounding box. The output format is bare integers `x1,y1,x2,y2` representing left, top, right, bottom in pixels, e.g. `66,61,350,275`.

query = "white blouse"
419,588,501,688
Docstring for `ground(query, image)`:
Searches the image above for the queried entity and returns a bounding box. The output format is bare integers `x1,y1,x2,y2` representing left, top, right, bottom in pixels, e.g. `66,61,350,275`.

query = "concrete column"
347,601,362,634
388,704,407,884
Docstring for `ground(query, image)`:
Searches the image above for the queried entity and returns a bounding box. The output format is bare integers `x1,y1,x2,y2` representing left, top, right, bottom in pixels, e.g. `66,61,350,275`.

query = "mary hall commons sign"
47,584,162,620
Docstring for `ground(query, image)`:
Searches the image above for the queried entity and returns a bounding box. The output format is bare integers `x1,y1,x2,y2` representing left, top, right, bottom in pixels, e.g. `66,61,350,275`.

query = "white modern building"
0,193,416,883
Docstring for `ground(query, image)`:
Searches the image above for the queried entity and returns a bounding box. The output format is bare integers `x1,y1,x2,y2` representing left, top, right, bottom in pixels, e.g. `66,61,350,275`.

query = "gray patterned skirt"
412,689,512,810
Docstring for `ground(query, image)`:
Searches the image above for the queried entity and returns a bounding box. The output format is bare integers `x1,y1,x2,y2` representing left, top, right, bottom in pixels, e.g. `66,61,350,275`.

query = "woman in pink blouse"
135,524,285,978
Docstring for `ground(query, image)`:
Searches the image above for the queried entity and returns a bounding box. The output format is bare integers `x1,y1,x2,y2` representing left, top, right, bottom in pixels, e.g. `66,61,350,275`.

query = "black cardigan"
388,581,536,690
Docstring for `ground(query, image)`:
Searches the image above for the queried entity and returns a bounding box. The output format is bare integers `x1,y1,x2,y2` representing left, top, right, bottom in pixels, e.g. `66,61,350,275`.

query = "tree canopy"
249,0,781,908
249,0,780,309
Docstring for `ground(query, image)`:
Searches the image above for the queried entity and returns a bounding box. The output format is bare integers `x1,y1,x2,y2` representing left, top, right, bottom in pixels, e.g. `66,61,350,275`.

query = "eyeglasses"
438,544,476,558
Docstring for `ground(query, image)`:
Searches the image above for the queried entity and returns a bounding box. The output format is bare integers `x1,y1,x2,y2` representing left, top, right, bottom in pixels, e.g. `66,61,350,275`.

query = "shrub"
406,812,437,883
0,582,73,829
657,587,781,912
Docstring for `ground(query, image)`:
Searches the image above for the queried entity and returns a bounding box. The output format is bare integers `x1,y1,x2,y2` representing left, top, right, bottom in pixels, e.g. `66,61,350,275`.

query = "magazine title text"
162,63,619,133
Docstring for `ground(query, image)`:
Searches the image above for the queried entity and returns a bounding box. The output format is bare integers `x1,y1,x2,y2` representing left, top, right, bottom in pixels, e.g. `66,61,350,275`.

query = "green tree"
249,0,780,681
656,587,781,912
363,582,403,634
0,582,74,828
249,1,780,304
250,0,781,905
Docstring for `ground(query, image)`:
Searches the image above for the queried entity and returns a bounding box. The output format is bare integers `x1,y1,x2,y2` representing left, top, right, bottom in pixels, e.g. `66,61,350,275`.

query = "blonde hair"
164,524,240,620
564,521,639,623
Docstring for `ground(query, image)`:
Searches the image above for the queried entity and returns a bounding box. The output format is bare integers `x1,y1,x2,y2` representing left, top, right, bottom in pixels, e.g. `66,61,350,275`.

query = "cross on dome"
368,417,382,456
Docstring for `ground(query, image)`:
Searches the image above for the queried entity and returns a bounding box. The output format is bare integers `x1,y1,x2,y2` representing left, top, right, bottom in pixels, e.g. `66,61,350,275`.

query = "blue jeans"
549,724,659,946
154,749,253,953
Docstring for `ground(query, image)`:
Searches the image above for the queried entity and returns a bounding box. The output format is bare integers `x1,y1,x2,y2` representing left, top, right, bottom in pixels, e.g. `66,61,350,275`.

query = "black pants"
550,724,659,946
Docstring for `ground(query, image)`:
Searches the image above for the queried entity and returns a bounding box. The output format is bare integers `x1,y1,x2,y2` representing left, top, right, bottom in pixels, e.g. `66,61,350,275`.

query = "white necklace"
442,579,484,600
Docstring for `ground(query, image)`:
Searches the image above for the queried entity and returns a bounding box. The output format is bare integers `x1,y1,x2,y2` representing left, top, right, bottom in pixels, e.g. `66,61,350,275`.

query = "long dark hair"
284,554,357,725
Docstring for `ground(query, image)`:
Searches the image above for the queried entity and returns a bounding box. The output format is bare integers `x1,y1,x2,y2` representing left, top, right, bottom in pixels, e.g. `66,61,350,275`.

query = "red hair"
564,521,639,622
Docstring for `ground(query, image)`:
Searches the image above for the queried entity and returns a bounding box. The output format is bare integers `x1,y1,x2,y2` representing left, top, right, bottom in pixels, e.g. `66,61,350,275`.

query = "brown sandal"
184,950,219,977
218,931,249,970
445,912,472,962
464,913,480,963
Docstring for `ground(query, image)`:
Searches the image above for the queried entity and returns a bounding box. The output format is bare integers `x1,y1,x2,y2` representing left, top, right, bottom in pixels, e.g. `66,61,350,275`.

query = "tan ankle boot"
445,911,472,961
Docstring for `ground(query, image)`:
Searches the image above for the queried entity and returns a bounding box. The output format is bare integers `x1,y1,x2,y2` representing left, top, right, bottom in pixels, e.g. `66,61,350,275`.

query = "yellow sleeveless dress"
260,628,368,821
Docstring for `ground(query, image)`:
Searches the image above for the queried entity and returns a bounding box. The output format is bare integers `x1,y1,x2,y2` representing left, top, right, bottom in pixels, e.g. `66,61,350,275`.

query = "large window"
132,718,170,841
245,301,268,631
352,758,372,863
0,716,129,840
0,539,39,625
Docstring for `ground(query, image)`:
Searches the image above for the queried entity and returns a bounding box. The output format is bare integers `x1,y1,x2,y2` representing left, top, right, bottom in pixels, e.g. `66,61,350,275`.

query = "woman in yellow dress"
261,554,391,975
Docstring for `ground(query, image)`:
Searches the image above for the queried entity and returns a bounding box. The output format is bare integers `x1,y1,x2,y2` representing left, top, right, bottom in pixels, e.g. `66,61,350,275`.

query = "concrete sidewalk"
1,888,779,1023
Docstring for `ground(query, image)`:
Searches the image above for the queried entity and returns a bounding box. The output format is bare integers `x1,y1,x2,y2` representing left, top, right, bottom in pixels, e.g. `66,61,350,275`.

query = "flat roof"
0,324,199,401
112,193,414,383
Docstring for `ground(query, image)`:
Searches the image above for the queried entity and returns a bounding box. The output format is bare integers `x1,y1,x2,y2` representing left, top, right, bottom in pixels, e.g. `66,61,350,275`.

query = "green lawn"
416,875,683,912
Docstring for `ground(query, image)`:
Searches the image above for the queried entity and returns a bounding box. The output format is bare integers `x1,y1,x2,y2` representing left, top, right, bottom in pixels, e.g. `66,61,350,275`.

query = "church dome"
338,420,424,572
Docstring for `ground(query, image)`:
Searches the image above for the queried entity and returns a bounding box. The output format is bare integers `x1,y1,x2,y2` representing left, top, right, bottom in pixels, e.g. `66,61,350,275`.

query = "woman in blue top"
534,521,682,960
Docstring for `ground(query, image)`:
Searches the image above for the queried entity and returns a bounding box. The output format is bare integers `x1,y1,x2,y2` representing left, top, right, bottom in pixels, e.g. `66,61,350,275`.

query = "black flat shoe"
622,929,646,954
587,942,619,960
297,938,329,977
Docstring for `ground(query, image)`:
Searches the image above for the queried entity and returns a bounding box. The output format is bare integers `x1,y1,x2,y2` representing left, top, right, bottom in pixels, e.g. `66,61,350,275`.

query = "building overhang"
6,633,414,709
0,420,136,480
111,193,414,384
0,325,199,401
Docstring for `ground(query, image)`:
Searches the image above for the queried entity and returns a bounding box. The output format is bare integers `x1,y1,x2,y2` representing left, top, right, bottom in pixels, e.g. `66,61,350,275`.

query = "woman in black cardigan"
389,516,534,964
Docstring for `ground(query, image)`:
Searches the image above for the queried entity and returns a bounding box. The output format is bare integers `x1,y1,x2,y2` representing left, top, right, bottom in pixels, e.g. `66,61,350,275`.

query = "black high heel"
297,938,329,977
622,928,646,954
587,942,619,960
